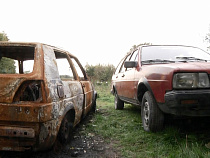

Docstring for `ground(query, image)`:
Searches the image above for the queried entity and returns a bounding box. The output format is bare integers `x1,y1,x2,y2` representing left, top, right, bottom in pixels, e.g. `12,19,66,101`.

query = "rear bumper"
0,135,36,151
0,122,38,151
0,118,59,151
0,126,35,138
0,102,58,151
158,89,210,116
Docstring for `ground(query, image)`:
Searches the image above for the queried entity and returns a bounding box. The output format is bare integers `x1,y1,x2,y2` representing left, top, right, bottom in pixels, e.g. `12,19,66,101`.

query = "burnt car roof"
0,42,76,60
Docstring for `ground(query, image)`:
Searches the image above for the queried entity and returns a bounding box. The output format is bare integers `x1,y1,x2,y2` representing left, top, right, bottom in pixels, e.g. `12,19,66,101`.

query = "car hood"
142,62,210,80
166,62,210,72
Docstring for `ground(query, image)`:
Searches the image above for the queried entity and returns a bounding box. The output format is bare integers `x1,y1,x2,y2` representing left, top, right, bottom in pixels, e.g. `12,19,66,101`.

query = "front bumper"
158,89,210,116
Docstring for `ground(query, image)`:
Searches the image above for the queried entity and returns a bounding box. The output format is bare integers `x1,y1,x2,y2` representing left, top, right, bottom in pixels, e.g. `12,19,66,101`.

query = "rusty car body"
111,45,210,132
0,42,97,151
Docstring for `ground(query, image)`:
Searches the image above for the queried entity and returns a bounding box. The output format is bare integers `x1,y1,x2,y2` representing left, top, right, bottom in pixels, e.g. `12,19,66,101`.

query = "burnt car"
111,45,210,132
0,42,97,151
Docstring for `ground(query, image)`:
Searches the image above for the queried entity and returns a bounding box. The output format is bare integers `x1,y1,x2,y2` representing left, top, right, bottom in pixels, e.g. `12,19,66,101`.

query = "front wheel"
115,92,124,110
141,91,164,132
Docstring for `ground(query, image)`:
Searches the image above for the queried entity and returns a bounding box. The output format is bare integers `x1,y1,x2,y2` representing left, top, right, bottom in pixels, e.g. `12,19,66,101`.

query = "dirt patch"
0,112,120,158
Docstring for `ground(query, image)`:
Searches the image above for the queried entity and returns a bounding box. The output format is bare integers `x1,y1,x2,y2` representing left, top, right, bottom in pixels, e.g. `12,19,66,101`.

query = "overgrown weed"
87,84,210,157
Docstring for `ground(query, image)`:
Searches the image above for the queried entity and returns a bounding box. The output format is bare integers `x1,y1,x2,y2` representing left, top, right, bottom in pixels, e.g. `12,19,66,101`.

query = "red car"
111,45,210,132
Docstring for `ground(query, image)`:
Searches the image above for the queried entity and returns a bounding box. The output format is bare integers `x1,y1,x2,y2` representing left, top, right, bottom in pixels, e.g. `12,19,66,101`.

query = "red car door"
119,50,139,102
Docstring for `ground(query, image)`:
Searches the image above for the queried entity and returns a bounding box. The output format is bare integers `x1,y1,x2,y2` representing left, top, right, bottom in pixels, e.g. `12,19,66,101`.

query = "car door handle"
122,74,125,77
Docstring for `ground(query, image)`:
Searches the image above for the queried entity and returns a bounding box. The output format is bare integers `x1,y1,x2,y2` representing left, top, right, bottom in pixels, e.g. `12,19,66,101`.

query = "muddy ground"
0,111,120,158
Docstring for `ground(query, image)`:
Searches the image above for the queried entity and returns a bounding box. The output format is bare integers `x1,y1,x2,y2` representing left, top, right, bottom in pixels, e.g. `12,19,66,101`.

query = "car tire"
141,91,164,132
58,114,73,143
115,92,124,110
92,99,97,112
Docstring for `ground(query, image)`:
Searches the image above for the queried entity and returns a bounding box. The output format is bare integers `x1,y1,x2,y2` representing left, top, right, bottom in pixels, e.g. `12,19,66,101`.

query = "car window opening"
0,46,35,74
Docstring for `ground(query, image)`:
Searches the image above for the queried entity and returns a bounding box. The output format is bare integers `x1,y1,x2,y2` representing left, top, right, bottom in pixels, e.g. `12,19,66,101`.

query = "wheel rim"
143,101,150,127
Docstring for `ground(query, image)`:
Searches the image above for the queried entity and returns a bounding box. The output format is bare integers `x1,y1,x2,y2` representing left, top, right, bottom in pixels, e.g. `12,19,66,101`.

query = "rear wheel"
58,114,73,143
141,91,164,132
115,92,124,110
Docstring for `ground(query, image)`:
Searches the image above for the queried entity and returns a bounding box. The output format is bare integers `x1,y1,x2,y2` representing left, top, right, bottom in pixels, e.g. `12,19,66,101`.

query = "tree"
125,43,152,56
0,32,9,41
0,57,16,74
85,64,115,83
85,64,95,79
130,42,152,51
0,32,16,74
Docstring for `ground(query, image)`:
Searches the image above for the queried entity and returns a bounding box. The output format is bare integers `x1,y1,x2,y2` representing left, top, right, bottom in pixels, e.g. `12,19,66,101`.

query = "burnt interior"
13,80,42,102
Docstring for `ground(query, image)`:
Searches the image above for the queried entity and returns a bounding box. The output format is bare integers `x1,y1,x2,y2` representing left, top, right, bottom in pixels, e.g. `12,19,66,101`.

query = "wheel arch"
137,77,156,103
58,102,76,129
57,108,75,143
64,108,75,123
112,85,117,95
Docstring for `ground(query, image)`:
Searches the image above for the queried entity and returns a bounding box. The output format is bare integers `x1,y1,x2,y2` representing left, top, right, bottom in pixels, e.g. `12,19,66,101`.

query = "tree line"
0,32,16,74
85,64,115,83
0,32,9,41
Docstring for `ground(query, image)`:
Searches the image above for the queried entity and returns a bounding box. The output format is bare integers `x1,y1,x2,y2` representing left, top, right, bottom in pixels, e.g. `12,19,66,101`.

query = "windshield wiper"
142,59,175,64
176,56,207,62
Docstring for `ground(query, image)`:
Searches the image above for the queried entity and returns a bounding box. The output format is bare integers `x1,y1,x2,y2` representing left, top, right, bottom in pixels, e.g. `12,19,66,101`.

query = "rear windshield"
141,46,210,64
0,45,35,74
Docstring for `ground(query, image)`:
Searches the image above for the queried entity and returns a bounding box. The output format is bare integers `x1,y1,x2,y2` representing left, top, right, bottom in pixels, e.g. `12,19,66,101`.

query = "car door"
129,49,140,104
43,46,84,125
120,50,139,103
71,57,94,117
112,56,127,97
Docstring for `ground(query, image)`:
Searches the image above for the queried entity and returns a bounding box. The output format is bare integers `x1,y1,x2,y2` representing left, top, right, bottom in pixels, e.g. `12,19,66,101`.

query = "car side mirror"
124,61,138,68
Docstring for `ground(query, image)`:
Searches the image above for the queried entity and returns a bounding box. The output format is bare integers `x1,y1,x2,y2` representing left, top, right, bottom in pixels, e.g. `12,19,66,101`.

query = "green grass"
86,84,210,158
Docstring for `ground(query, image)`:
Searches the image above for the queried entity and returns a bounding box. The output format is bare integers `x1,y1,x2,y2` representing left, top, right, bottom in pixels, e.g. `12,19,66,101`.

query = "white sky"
1,0,210,66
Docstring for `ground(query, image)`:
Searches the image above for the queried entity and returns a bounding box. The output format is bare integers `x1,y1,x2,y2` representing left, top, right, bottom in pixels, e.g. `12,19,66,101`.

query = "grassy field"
86,84,210,158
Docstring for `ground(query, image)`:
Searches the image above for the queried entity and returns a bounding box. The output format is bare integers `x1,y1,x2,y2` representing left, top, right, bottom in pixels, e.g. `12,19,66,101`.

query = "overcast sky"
1,0,210,66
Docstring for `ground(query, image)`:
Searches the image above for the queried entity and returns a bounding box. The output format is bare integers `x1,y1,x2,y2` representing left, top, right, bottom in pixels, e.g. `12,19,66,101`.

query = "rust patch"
0,126,35,138
0,42,96,151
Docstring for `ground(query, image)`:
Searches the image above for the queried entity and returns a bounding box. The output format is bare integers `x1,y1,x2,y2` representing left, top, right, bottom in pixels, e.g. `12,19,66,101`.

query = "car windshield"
141,46,210,64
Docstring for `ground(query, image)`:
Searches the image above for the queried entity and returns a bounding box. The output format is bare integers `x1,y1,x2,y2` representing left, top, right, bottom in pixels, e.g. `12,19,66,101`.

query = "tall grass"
86,84,210,157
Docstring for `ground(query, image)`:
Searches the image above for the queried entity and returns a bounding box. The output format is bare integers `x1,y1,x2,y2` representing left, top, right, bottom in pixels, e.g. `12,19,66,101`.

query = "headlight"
173,73,210,89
